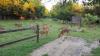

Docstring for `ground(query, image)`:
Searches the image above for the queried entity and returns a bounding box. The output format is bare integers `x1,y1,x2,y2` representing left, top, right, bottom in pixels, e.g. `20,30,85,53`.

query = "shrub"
83,13,99,25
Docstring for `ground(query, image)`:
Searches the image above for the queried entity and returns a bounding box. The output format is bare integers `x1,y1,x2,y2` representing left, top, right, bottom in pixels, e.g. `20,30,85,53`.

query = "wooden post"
36,24,39,43
80,18,82,28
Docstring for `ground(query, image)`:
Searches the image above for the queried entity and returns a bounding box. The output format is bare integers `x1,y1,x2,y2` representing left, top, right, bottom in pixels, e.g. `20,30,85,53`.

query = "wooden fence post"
36,24,39,43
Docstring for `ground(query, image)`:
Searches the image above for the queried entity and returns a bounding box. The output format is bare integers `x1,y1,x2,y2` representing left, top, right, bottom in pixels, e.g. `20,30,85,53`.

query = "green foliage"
50,1,84,23
0,0,45,19
50,2,74,22
91,0,100,4
84,0,100,17
22,0,28,2
32,0,41,6
35,6,45,18
84,7,94,15
83,13,99,25
84,5,100,17
42,54,48,56
91,47,100,56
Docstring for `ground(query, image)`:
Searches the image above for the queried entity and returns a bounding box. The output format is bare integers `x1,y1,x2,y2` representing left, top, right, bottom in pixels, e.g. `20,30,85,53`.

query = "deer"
58,25,70,38
40,24,49,36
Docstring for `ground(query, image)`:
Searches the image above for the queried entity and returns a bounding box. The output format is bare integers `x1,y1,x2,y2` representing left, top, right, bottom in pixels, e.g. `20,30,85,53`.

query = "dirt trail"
30,36,99,56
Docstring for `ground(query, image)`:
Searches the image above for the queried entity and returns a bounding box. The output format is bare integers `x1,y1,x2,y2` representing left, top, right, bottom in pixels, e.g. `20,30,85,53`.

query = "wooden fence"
0,24,40,47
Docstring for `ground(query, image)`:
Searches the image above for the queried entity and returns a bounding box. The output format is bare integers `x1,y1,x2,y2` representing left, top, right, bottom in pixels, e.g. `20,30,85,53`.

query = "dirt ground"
30,36,99,56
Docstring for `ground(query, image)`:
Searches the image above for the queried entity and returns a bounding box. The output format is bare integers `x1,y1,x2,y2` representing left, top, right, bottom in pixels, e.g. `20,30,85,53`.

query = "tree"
34,6,45,18
50,1,73,22
44,8,49,17
90,0,100,5
0,0,46,19
72,3,84,14
50,1,84,23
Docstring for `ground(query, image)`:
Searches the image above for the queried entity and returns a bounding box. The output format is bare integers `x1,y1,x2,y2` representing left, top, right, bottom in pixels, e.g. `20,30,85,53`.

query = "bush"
83,14,99,25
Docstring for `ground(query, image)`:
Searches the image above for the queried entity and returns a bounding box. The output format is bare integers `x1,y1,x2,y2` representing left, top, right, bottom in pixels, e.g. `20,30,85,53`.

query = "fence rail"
0,25,40,47
0,35,36,47
0,27,31,34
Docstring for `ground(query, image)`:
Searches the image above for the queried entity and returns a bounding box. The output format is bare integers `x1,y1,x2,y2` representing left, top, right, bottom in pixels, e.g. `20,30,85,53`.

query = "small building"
71,16,82,28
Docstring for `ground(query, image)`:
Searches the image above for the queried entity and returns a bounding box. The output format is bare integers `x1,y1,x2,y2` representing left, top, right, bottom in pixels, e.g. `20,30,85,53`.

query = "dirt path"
30,36,99,56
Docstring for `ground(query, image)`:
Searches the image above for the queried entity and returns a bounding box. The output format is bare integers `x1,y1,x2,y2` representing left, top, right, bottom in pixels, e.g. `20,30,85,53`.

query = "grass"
42,54,48,56
0,18,59,56
0,30,34,44
91,47,100,56
70,26,100,42
0,18,100,56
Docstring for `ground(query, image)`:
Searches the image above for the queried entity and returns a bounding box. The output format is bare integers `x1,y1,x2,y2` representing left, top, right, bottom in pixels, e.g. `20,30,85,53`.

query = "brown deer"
58,25,70,38
40,24,49,36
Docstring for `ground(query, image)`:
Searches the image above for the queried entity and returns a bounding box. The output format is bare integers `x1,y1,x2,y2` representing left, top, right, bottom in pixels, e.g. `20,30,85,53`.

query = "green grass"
0,30,34,44
0,18,59,56
91,47,100,56
42,54,48,56
71,26,100,42
0,18,100,56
